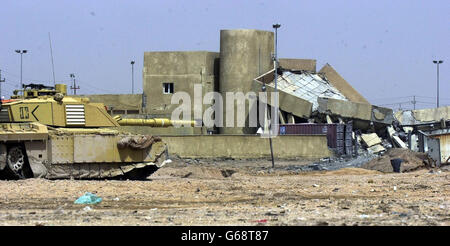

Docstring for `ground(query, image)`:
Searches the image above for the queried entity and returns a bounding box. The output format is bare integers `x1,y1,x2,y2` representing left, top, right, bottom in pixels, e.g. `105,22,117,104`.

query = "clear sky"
0,0,448,110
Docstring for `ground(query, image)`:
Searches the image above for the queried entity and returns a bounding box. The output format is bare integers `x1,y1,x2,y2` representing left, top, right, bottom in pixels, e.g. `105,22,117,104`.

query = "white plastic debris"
160,159,173,167
83,206,92,211
393,186,397,191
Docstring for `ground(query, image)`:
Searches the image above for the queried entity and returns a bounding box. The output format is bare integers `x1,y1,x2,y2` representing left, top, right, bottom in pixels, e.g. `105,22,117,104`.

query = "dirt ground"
0,158,449,226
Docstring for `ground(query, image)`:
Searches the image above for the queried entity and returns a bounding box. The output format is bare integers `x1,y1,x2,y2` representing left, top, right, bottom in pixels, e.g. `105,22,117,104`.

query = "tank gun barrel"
113,116,195,127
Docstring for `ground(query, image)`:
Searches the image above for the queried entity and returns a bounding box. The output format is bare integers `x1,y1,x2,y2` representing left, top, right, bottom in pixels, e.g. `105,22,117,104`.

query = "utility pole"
0,70,5,100
412,95,416,110
15,50,27,95
433,60,443,108
131,61,135,94
268,23,281,169
70,74,80,95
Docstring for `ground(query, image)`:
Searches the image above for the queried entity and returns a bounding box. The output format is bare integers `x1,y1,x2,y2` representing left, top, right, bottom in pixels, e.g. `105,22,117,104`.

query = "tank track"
0,146,168,180
44,162,160,180
43,148,168,180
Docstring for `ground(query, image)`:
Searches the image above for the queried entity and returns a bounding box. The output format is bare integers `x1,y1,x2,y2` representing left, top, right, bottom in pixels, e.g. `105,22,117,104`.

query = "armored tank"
0,83,192,180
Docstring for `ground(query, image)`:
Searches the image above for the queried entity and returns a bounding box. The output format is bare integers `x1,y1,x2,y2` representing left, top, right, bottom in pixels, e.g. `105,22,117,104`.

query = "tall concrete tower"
219,29,274,134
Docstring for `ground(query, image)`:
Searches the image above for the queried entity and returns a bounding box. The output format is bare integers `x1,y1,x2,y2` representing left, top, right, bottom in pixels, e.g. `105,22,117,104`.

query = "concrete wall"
279,58,316,72
143,51,220,118
162,135,331,159
319,64,370,104
219,29,274,134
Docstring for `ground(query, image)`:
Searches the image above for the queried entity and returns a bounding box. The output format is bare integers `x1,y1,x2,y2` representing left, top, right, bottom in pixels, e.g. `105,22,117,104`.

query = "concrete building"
139,28,389,135
142,51,220,118
74,28,425,160
81,28,393,139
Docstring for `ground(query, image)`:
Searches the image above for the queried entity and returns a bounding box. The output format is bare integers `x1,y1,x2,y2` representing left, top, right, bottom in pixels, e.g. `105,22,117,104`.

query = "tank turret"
2,83,195,128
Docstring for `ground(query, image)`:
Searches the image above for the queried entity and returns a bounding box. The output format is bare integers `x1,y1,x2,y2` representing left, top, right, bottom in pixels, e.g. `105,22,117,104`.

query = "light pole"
433,60,443,108
273,24,280,127
15,49,27,94
131,61,135,94
269,23,281,169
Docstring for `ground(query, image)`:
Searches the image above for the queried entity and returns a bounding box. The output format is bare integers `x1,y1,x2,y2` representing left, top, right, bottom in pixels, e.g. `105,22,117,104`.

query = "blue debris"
74,192,102,205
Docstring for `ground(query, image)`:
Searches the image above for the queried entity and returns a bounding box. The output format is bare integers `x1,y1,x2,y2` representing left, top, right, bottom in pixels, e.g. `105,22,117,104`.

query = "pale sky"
0,0,448,110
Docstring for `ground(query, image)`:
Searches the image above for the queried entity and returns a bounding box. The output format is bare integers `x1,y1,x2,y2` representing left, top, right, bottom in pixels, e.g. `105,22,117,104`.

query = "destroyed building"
78,28,448,165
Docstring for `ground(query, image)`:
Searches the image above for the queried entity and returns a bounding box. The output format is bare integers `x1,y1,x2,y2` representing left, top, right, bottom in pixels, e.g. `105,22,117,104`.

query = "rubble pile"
361,148,429,173
352,106,450,169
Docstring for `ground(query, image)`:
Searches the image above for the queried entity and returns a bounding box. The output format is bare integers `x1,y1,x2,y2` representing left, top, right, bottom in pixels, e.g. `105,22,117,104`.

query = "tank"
0,83,192,180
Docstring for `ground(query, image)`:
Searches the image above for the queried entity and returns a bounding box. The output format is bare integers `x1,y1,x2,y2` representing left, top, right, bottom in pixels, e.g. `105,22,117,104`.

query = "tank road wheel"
6,146,27,179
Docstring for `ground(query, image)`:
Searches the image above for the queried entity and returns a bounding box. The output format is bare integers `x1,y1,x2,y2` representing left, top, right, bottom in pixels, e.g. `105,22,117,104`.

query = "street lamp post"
131,61,135,94
273,24,280,126
15,49,27,95
269,23,281,169
433,60,443,108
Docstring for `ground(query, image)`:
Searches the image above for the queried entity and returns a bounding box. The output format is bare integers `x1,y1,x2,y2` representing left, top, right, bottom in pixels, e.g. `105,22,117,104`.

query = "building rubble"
254,64,450,169
78,28,447,167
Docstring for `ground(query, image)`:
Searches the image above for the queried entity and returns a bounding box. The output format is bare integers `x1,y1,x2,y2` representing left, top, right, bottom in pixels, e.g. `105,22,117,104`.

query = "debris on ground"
74,192,103,205
361,148,429,173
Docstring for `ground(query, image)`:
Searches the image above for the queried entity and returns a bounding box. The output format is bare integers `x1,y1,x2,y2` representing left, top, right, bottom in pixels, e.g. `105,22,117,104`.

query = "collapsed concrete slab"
318,64,370,104
318,97,372,121
279,58,316,72
372,105,395,125
361,133,382,147
253,69,313,119
368,144,386,154
361,133,386,154
395,106,450,126
268,71,347,111
317,98,394,128
387,126,407,148
393,136,407,148
254,68,394,129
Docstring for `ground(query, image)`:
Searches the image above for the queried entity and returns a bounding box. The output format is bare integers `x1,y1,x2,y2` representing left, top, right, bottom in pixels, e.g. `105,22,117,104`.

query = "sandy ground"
0,159,449,226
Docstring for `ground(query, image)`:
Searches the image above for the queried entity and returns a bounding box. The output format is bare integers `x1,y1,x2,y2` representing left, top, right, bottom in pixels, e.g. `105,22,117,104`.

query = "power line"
0,69,53,84
370,95,450,102
75,79,122,94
